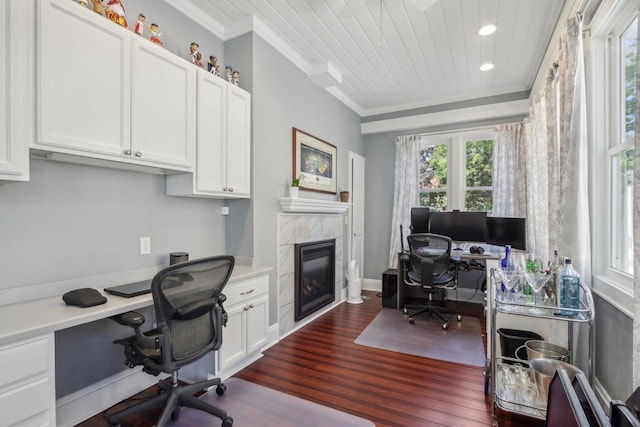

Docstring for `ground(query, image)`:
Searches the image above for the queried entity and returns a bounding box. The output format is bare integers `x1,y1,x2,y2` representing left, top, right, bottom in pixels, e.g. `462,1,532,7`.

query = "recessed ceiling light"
478,24,497,36
480,63,494,71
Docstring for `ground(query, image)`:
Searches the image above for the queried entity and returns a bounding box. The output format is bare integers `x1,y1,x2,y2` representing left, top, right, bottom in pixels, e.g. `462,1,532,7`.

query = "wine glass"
494,265,520,311
524,270,551,314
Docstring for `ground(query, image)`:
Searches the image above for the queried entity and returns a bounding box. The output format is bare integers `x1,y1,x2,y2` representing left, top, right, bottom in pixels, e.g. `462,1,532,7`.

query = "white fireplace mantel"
278,197,350,214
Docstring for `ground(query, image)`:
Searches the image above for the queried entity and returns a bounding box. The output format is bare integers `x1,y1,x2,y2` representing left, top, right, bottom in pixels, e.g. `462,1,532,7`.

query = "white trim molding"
278,197,350,214
360,99,530,135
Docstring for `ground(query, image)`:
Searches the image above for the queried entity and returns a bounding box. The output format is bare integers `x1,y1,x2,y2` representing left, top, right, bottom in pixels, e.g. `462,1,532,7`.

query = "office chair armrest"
173,298,217,321
420,258,434,286
111,311,145,328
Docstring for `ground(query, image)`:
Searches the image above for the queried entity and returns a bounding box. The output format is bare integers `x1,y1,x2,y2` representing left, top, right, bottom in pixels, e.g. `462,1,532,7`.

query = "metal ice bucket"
529,358,582,402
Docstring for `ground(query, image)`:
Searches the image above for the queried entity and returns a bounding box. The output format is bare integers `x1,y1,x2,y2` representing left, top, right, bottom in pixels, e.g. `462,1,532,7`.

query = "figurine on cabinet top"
105,0,127,28
225,66,233,82
149,23,163,46
76,0,88,7
89,0,104,15
232,70,239,87
208,56,219,75
190,43,203,68
134,13,146,36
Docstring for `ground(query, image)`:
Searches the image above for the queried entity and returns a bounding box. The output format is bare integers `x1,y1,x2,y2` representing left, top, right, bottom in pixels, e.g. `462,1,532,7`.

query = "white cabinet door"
195,70,226,194
131,39,195,169
218,302,247,371
225,85,251,196
245,293,268,355
166,73,251,198
37,0,131,158
0,0,31,182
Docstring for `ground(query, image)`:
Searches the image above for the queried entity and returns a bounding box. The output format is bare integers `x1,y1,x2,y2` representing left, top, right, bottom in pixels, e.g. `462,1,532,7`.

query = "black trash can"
497,328,543,364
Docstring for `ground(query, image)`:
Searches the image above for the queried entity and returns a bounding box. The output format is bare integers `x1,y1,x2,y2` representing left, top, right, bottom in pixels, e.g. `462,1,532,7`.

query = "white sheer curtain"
388,135,421,269
492,17,590,273
556,16,591,282
524,89,552,265
493,123,527,218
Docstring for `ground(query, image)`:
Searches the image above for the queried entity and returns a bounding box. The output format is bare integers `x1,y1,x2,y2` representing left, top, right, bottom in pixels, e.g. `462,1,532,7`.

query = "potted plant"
289,176,301,198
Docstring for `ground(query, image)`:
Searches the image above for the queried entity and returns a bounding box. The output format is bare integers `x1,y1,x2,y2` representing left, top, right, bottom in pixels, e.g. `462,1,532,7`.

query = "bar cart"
488,268,595,420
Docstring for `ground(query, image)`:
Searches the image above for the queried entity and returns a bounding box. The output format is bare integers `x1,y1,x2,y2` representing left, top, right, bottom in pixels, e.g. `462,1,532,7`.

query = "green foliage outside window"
466,140,493,211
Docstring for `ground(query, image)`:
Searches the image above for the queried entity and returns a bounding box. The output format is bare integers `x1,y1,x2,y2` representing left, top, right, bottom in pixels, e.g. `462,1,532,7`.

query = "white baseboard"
593,377,612,414
56,368,157,427
362,278,381,292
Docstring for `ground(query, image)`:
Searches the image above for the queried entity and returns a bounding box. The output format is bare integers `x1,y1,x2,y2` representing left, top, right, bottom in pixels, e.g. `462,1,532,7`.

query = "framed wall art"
292,128,337,194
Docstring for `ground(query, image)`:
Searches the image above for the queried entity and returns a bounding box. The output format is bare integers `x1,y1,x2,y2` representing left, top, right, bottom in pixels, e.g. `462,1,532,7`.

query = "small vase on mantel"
339,191,349,203
289,186,299,198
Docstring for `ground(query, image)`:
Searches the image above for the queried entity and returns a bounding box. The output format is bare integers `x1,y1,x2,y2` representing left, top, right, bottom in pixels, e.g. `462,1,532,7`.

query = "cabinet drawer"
0,336,52,390
224,276,268,304
0,376,52,426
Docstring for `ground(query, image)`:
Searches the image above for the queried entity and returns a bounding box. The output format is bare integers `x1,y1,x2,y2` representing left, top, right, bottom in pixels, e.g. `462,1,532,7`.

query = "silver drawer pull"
240,289,254,296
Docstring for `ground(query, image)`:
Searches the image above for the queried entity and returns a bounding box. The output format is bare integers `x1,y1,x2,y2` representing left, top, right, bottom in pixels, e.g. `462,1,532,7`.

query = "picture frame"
292,128,337,194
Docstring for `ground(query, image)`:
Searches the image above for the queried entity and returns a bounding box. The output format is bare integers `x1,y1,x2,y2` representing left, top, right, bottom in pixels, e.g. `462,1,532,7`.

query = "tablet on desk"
104,280,152,298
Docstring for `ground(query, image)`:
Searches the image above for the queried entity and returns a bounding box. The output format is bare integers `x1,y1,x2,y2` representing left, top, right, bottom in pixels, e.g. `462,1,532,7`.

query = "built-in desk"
0,265,272,427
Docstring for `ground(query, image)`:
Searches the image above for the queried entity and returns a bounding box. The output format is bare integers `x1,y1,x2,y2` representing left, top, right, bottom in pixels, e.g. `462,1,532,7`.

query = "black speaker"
382,268,398,308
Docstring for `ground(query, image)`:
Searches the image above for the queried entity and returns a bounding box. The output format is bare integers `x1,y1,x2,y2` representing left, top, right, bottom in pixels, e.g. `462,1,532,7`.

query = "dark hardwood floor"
79,290,543,427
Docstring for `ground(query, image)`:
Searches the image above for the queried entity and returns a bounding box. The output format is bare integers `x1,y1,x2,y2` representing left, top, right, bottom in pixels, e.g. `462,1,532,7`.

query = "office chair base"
404,304,462,331
107,376,233,427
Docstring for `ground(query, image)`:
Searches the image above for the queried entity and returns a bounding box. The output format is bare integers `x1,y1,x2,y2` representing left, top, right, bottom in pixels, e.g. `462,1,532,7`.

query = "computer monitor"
428,211,487,243
410,207,430,233
486,216,527,250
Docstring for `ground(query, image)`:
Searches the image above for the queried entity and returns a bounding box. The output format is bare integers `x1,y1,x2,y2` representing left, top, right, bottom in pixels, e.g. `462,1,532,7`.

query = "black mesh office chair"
402,233,461,330
107,256,235,427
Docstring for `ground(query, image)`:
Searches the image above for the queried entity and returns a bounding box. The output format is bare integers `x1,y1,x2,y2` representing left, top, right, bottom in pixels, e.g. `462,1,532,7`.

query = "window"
590,0,637,311
608,14,637,277
465,139,494,211
419,130,493,212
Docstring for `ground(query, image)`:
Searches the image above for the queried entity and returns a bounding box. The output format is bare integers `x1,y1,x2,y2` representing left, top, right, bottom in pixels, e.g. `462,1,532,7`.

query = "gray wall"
249,34,364,325
594,295,633,400
0,160,225,396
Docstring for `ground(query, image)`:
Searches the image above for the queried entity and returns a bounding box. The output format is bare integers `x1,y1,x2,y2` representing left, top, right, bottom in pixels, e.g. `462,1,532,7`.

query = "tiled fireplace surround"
277,213,343,336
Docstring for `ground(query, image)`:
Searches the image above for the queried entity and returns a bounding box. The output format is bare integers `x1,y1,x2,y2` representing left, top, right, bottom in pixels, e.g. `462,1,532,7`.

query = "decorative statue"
105,0,127,28
208,56,219,74
89,0,104,15
149,23,163,46
232,70,239,87
225,66,233,83
134,13,146,36
190,42,203,68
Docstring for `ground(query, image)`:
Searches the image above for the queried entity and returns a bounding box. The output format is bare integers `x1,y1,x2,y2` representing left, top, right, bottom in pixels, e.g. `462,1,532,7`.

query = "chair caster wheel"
408,318,415,325
222,416,234,426
442,322,449,330
403,307,408,314
216,383,227,396
457,314,462,321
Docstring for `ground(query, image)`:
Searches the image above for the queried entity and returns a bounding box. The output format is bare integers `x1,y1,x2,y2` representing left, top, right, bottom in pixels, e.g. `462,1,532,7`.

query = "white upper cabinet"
225,84,251,196
0,0,32,183
35,0,194,172
167,70,251,198
131,39,195,168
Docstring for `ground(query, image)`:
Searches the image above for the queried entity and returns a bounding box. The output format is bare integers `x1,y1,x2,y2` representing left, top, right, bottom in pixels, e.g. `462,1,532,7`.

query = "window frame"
419,128,494,212
589,0,637,316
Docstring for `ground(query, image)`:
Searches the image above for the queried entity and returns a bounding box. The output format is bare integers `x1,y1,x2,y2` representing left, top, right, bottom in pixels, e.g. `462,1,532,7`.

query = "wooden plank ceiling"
184,0,566,116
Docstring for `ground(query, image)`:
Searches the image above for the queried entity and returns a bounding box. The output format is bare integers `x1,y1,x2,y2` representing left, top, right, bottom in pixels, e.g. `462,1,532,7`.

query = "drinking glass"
524,270,551,314
495,266,520,311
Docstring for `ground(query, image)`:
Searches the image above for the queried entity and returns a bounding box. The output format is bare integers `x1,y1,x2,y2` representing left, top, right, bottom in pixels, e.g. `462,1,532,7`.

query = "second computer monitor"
486,216,526,250
428,211,487,243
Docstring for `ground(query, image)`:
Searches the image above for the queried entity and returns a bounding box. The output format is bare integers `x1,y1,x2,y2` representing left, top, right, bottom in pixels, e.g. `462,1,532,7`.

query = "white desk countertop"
0,265,272,347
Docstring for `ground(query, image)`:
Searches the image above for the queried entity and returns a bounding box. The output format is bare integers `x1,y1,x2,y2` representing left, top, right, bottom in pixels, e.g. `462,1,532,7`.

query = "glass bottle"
558,258,581,315
499,245,511,300
523,254,537,301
